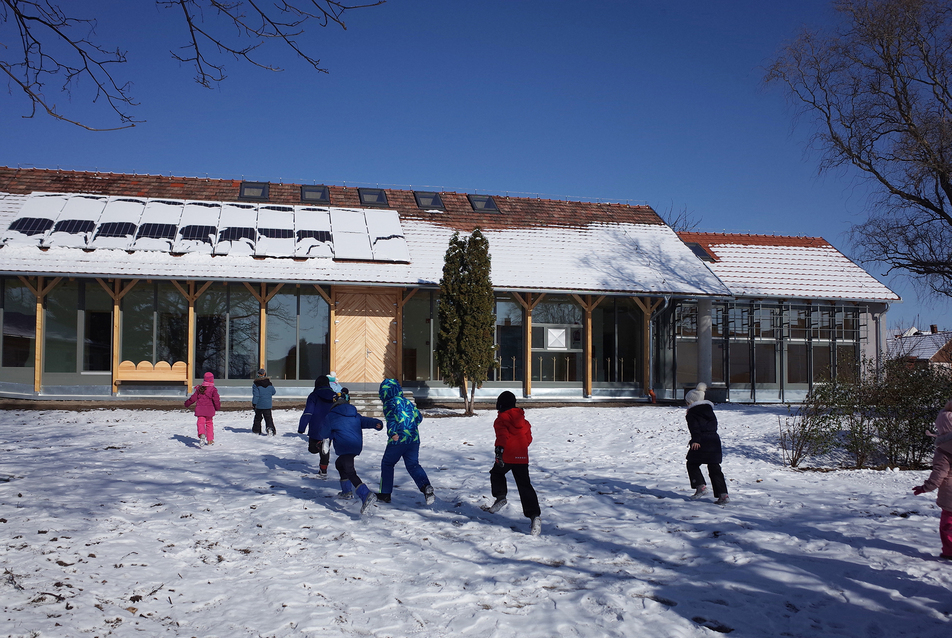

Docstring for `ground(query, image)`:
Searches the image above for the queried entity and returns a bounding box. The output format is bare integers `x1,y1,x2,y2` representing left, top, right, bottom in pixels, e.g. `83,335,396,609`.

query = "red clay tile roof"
677,232,831,262
0,167,663,231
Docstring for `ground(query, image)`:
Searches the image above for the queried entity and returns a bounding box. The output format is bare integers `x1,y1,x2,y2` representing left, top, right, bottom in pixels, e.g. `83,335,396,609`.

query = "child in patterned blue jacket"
377,378,435,505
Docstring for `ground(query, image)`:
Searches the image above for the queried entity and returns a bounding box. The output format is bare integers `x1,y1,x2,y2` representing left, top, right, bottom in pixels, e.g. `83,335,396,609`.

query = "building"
0,167,898,403
887,326,952,368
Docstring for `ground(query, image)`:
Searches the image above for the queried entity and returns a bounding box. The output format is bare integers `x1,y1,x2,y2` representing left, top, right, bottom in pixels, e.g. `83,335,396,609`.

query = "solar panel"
255,205,295,257
259,228,294,239
53,219,97,235
1,192,69,246
172,201,222,254
330,209,373,260
218,227,257,242
133,200,184,251
178,225,218,243
95,222,138,239
365,209,411,262
89,196,145,250
294,208,333,258
136,223,178,240
214,202,257,255
7,217,54,236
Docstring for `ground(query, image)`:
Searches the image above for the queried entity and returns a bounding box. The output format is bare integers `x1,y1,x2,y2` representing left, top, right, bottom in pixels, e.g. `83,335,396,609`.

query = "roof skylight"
358,188,388,207
239,182,270,201
414,191,444,210
301,185,330,204
468,194,498,211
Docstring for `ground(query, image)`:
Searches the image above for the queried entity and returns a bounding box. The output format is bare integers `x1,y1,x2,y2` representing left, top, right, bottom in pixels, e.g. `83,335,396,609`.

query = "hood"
311,386,337,403
379,378,403,402
254,377,272,388
331,401,358,417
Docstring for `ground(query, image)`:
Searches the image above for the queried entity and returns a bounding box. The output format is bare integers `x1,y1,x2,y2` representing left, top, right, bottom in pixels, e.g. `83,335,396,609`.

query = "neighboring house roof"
677,232,900,303
887,330,952,363
0,167,730,298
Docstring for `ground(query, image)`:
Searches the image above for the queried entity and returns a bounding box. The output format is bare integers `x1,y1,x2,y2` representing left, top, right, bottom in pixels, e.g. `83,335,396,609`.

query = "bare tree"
0,0,384,130
765,0,952,298
660,202,700,233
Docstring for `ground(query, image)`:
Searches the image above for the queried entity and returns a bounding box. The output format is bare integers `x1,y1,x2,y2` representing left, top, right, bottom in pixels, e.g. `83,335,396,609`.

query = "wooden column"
244,282,284,370
633,296,663,398
572,294,605,398
171,280,213,385
19,276,63,393
511,292,544,397
94,278,139,393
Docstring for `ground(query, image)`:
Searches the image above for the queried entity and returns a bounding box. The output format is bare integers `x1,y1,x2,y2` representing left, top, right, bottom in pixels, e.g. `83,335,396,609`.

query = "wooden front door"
334,287,398,385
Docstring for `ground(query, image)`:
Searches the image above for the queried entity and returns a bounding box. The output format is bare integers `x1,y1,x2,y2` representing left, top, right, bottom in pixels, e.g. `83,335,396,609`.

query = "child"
684,382,729,505
251,368,277,436
318,393,384,516
487,391,541,536
912,399,952,559
377,378,435,505
185,372,221,446
298,375,338,476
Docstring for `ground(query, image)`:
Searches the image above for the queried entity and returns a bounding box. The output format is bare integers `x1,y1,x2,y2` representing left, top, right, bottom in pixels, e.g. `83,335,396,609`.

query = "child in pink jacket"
185,372,222,446
912,399,952,559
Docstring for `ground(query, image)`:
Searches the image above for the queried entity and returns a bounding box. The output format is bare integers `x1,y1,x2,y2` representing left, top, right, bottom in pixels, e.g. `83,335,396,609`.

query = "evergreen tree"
436,229,496,415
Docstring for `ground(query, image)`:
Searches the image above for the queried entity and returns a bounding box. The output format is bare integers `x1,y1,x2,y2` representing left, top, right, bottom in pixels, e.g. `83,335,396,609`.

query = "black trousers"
490,463,541,519
252,409,275,434
335,454,364,488
687,461,727,498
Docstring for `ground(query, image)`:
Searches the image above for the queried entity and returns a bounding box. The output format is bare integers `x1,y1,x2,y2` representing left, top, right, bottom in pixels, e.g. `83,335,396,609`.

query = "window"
467,194,498,211
239,182,270,201
414,191,444,210
686,242,715,262
358,188,389,207
8,217,54,236
301,185,330,204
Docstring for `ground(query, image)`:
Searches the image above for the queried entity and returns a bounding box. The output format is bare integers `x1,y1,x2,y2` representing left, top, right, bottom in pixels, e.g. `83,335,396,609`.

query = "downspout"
875,303,889,381
647,296,671,400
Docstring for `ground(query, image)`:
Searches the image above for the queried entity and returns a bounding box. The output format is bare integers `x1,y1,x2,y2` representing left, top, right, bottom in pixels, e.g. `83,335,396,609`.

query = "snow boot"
423,484,435,505
488,497,508,513
338,479,354,499
690,485,707,500
199,434,207,447
715,495,730,506
530,516,542,536
376,492,392,503
357,484,376,516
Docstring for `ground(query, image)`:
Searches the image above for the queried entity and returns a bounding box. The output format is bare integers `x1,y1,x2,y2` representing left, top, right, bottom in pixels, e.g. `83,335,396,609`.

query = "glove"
494,446,505,467
308,438,321,455
322,438,331,455
913,485,925,495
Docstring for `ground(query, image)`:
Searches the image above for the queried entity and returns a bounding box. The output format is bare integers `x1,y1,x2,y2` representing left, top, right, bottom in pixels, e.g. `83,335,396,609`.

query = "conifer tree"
436,229,496,415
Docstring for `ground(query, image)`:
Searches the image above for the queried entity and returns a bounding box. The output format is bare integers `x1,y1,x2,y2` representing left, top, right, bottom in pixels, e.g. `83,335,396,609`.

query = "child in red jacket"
487,391,541,536
185,372,221,446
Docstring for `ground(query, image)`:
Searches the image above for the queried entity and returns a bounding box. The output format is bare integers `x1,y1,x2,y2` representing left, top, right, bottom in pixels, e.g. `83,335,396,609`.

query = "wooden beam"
525,293,534,397
312,284,332,305
329,286,337,376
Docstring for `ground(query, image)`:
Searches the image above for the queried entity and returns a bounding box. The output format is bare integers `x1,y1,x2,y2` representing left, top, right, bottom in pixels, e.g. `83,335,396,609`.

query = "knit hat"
685,383,707,405
203,372,215,383
256,368,267,377
496,391,517,413
315,375,330,389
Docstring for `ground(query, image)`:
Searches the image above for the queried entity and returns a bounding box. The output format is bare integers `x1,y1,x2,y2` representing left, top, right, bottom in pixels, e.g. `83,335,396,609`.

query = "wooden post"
95,278,139,393
633,297,663,398
18,276,62,393
172,280,213,386
572,294,605,398
243,282,284,371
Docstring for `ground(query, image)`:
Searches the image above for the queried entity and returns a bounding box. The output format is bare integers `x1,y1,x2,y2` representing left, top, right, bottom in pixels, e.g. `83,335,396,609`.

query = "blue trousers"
379,441,430,494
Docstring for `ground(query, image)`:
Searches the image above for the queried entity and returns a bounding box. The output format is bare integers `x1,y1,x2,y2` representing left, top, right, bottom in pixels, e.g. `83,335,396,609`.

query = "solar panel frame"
89,197,146,250
1,192,69,246
172,201,222,254
365,209,411,262
294,207,334,258
330,208,373,260
132,200,184,251
214,202,258,256
255,205,295,257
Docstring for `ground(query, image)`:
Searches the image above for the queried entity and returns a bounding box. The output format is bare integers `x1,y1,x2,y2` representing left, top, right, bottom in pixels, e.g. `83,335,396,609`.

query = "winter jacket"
252,377,276,410
494,407,532,464
185,382,221,418
920,401,952,512
379,378,422,445
317,400,382,456
297,385,338,439
685,400,722,465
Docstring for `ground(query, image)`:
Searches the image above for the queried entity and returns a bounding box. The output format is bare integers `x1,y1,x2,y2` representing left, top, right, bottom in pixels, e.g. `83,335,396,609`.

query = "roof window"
414,191,445,210
686,242,715,262
467,194,498,212
301,185,330,204
358,188,388,207
239,181,270,201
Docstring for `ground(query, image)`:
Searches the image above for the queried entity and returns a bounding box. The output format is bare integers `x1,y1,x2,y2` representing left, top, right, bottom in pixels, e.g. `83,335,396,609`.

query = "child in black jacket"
684,383,729,505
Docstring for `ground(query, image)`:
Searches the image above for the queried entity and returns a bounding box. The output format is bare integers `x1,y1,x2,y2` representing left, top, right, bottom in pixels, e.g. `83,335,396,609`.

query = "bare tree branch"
766,0,952,300
0,0,384,128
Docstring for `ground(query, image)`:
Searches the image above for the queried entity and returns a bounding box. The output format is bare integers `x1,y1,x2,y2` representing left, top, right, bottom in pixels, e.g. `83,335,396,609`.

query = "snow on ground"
1,404,950,637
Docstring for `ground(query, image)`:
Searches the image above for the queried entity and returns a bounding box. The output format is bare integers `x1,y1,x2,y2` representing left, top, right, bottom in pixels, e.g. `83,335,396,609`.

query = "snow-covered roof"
0,168,729,297
886,330,952,361
677,232,900,303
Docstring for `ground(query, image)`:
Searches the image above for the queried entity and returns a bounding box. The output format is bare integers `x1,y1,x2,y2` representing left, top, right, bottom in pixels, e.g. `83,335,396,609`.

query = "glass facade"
531,295,583,382
593,297,643,387
194,284,259,380
1,278,36,368
673,300,868,403
491,295,523,382
266,287,330,380
402,291,436,382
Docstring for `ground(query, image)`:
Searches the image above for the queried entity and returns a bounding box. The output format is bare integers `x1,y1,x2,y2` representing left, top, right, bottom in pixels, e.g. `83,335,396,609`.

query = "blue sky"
2,0,947,329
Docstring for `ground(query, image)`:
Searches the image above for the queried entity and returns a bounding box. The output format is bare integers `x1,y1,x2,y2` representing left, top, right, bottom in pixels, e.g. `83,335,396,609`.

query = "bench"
115,360,190,387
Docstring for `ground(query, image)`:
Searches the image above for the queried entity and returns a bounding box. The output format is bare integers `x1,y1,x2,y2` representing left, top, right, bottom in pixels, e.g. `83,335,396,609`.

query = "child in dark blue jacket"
377,378,434,505
318,395,384,515
298,375,338,476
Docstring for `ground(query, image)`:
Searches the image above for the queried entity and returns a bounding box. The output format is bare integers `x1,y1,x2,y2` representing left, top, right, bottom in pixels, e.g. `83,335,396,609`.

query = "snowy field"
1,404,950,637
